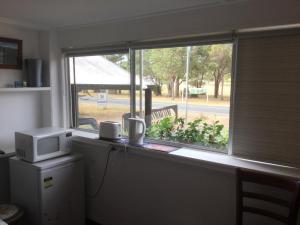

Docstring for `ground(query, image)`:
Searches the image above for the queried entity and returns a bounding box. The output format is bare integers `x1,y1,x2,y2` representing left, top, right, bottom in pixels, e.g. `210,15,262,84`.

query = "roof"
70,55,153,89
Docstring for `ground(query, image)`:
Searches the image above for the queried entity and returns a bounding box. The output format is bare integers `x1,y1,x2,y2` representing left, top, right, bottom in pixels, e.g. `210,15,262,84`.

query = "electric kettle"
128,117,146,146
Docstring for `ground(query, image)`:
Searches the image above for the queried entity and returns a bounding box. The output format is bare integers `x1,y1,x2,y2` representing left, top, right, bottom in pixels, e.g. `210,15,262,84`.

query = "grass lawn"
79,102,230,129
82,92,230,107
78,82,231,129
138,95,230,107
79,103,129,125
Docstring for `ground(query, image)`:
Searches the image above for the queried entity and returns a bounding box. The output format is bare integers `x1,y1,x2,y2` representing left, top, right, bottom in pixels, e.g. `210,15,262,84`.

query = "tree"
189,45,211,88
136,50,161,95
135,44,232,99
145,47,186,99
104,54,129,71
208,44,232,98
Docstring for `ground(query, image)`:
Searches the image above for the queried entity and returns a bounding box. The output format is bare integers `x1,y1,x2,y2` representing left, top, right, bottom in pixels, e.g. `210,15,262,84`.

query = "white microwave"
15,127,72,163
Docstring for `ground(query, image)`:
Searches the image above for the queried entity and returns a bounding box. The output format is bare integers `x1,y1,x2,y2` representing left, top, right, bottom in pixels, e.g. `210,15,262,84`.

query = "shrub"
146,117,229,149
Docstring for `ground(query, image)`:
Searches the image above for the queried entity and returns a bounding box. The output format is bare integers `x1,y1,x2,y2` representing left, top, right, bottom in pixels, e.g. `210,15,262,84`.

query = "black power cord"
87,146,118,198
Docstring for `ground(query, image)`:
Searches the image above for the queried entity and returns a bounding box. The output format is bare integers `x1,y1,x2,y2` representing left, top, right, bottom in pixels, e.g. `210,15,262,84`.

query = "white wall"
73,140,236,225
39,30,66,128
0,23,54,152
39,30,67,128
73,140,295,225
58,0,300,49
0,92,45,151
48,30,65,127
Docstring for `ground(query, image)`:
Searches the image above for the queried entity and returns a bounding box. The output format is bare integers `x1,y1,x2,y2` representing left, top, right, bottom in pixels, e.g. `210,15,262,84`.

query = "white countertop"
170,148,300,179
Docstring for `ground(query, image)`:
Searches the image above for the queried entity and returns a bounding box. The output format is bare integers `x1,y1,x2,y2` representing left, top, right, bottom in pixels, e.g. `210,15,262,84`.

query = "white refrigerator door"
39,160,85,225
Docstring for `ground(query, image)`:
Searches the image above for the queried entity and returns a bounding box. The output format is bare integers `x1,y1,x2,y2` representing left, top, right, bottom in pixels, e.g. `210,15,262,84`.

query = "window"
68,42,233,152
66,29,300,165
135,43,233,152
69,52,130,132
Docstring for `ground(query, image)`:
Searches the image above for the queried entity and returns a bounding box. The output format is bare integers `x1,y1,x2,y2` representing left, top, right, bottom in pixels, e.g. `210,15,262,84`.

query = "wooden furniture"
151,104,178,123
0,204,24,225
236,168,300,225
144,87,178,127
0,37,22,70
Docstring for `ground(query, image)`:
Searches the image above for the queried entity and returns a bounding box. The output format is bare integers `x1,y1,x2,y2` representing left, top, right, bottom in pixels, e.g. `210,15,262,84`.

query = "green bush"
146,117,229,149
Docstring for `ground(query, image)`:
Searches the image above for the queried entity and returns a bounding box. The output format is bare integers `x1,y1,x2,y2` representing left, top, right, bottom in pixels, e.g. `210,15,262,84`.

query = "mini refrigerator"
9,154,85,225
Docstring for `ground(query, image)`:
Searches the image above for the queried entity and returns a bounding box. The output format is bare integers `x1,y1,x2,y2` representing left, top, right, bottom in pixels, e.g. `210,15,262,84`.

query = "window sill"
170,148,300,179
72,129,99,139
72,129,300,179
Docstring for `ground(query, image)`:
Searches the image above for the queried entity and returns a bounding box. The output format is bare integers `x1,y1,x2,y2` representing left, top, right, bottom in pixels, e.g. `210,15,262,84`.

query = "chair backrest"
122,104,178,132
78,117,99,130
236,168,300,225
151,104,178,123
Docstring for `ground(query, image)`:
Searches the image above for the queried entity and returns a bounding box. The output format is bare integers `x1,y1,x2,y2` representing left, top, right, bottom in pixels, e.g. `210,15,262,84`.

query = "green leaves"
146,117,229,149
146,117,174,140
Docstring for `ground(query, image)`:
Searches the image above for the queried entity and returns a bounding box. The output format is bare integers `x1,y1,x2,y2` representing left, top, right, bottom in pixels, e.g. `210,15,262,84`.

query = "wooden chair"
236,168,300,225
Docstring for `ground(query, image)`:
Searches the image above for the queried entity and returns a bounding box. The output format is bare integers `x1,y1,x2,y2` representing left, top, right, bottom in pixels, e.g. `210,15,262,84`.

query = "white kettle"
128,117,146,146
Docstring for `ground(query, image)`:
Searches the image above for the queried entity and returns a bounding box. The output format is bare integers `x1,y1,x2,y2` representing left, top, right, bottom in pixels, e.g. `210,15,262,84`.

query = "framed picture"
0,37,22,69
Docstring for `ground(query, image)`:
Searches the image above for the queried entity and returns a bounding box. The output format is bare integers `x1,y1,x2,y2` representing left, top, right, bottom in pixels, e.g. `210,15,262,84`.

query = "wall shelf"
0,87,51,92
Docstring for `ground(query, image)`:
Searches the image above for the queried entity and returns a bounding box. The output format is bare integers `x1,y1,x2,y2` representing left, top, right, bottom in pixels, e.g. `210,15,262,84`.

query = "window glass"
68,43,233,152
135,43,233,152
69,53,130,132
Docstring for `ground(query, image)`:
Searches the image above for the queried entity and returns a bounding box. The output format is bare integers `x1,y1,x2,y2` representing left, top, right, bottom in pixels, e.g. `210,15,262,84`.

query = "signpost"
97,90,108,108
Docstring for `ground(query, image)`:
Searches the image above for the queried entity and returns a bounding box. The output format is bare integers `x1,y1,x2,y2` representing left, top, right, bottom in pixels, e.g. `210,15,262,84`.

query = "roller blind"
232,33,300,166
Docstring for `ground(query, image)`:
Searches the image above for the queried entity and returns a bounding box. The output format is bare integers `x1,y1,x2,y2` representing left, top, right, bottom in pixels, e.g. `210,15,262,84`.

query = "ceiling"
0,0,246,29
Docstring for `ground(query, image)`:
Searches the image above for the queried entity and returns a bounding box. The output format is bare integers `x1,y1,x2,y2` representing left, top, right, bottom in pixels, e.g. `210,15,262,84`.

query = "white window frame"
64,36,237,154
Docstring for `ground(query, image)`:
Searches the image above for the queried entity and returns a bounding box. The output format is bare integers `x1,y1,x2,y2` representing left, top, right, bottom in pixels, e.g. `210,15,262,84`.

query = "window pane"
69,54,130,132
136,43,232,152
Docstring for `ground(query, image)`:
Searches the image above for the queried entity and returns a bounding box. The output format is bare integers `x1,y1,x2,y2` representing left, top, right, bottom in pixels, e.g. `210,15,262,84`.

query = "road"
79,97,229,115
